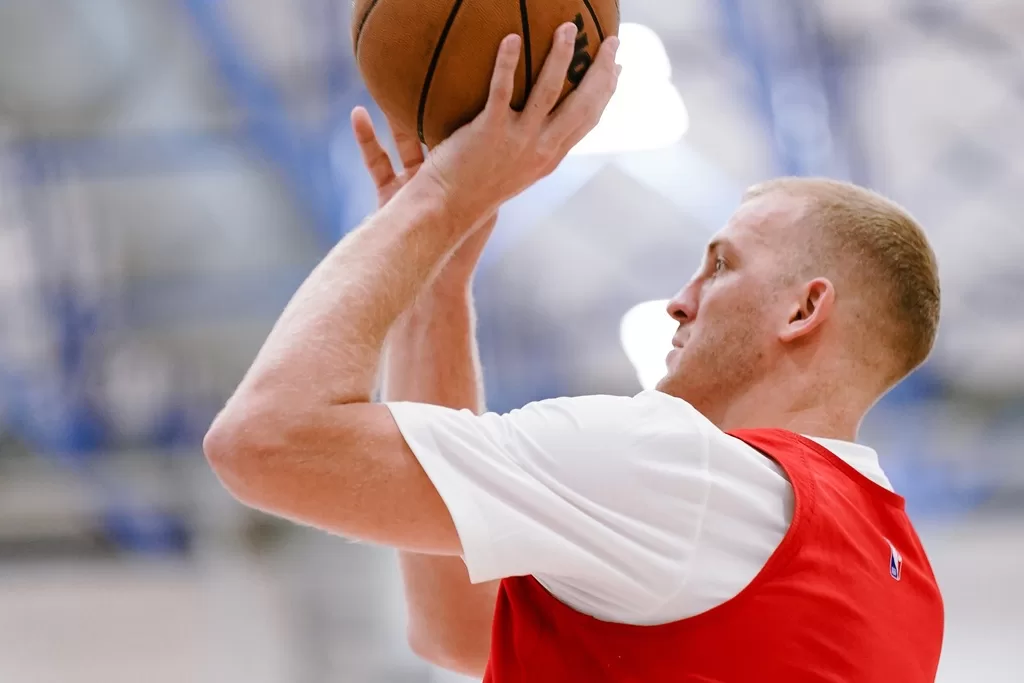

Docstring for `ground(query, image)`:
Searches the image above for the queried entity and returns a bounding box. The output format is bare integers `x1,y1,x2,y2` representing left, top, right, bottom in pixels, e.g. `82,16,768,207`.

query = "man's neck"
712,380,869,442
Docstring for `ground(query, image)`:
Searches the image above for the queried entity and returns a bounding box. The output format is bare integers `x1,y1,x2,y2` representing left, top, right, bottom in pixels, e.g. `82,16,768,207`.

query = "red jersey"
484,428,944,682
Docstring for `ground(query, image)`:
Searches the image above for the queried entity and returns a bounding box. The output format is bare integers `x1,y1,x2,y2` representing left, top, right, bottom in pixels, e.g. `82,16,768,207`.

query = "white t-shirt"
386,390,892,625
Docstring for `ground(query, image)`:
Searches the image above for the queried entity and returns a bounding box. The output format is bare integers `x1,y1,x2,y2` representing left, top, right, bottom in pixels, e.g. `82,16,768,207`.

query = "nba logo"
885,538,903,581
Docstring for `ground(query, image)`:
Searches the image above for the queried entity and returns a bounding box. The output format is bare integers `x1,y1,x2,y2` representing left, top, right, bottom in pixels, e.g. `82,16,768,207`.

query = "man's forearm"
384,285,497,675
227,177,474,410
384,285,485,412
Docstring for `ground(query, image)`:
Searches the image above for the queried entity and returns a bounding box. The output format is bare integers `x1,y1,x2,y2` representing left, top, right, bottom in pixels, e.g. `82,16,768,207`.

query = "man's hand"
421,25,621,223
351,109,424,209
351,107,498,286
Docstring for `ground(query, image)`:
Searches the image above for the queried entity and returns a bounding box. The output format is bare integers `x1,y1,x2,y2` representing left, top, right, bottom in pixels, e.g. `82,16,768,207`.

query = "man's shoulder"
509,390,740,459
519,390,711,423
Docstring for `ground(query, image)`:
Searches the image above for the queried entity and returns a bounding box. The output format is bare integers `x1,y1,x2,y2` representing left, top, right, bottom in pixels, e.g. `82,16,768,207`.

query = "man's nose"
666,286,697,323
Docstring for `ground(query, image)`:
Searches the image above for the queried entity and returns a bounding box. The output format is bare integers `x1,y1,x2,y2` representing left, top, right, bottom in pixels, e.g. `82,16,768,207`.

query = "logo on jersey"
884,538,903,581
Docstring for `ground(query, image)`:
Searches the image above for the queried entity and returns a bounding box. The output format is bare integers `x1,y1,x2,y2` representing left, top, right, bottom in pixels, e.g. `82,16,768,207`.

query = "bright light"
619,299,676,390
571,24,689,156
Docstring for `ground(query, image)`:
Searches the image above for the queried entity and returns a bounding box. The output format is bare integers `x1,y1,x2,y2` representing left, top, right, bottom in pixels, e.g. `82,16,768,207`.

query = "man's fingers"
486,34,522,113
545,36,620,149
351,106,397,189
524,23,578,123
387,117,425,171
563,62,622,148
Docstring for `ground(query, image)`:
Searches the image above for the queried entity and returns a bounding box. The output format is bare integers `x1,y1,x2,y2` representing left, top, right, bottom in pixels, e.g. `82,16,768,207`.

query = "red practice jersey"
484,428,944,682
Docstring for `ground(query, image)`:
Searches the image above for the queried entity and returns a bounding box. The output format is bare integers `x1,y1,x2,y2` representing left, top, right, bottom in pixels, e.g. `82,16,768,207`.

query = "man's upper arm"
204,401,464,556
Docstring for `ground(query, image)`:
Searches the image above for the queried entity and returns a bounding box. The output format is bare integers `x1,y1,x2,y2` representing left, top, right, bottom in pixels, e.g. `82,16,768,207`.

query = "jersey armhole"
718,431,818,598
786,432,907,509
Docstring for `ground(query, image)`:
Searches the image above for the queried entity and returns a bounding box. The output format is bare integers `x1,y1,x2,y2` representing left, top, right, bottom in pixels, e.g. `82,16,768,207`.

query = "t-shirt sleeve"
385,390,716,613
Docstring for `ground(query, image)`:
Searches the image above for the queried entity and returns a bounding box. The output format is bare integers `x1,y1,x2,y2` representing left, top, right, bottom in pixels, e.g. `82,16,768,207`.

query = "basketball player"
205,23,945,682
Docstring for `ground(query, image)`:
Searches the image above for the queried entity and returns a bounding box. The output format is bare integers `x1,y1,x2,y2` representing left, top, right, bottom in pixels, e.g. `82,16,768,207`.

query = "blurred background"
0,0,1022,681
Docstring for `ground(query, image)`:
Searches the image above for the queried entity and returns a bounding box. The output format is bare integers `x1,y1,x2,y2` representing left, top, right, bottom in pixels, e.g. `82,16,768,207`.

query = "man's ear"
780,277,835,343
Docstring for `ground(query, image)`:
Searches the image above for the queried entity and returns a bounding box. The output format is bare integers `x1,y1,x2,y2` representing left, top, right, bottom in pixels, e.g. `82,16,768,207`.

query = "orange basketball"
352,0,620,148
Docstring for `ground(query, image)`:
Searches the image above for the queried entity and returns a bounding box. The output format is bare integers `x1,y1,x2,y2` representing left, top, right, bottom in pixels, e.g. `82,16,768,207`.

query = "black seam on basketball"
354,0,384,56
417,0,466,144
519,0,533,107
581,0,605,42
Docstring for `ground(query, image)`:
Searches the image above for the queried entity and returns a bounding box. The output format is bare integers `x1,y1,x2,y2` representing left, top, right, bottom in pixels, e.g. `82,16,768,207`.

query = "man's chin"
654,374,678,395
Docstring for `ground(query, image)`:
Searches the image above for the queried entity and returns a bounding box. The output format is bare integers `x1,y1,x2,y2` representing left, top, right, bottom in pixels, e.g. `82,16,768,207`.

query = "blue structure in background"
1,0,367,554
717,0,863,181
183,0,349,246
6,143,190,553
13,144,107,456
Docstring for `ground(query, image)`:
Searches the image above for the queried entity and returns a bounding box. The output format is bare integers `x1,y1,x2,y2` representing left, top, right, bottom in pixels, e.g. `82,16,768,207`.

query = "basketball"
352,0,620,148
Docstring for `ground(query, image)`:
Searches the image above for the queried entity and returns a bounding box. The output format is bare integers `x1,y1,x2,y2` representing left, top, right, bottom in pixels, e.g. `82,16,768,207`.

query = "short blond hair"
744,177,941,382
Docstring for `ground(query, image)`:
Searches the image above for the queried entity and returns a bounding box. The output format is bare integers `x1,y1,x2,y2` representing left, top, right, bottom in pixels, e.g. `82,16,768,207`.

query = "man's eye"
714,258,726,273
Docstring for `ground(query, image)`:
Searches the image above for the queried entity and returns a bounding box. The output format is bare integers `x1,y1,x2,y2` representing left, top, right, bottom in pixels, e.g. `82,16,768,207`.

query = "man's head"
656,178,941,430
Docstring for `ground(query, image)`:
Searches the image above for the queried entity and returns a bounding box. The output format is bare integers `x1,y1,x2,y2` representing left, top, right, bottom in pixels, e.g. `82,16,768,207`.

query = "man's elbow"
203,402,275,504
407,626,490,677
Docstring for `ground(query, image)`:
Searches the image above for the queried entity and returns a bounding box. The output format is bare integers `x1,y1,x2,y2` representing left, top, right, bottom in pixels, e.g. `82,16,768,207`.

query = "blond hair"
744,177,941,383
